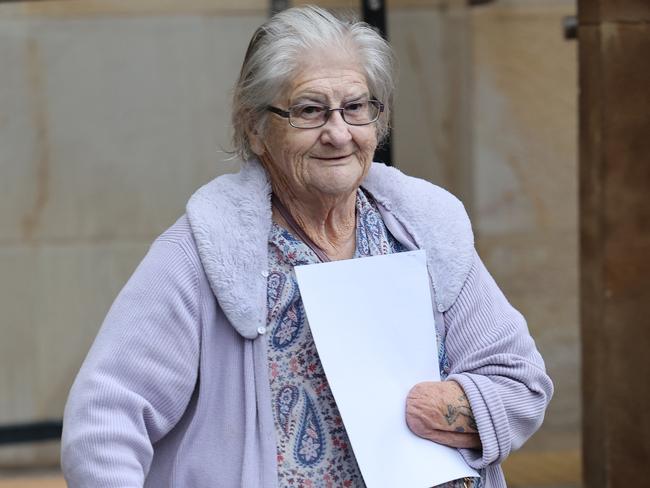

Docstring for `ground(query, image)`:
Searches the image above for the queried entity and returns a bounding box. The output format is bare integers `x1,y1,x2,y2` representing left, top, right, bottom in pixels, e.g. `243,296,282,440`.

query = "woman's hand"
405,380,481,449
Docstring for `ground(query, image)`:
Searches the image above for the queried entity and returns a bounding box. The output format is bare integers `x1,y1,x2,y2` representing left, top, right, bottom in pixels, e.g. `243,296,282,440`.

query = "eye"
292,104,327,120
344,101,366,113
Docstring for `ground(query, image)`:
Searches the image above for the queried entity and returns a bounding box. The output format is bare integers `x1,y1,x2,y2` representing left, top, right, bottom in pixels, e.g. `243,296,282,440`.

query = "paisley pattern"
266,189,479,488
356,196,393,257
268,273,304,350
439,335,451,380
267,271,285,311
267,221,367,486
295,392,325,466
276,385,300,437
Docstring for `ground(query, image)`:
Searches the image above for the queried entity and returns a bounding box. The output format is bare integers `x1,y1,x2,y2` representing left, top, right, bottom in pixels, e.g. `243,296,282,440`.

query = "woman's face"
249,54,378,202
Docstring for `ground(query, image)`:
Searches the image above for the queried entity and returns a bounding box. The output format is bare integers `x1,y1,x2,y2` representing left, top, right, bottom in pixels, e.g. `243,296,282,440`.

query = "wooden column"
579,1,650,486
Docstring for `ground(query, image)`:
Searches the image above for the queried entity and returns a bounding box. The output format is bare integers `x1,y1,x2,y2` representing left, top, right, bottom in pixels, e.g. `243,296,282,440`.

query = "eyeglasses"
267,99,384,129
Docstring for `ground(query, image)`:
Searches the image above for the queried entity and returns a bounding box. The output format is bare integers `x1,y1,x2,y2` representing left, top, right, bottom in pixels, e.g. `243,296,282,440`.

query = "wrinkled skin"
406,380,481,449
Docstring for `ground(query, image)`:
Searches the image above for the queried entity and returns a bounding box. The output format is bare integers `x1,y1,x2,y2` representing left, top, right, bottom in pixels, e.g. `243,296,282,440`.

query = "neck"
272,188,358,261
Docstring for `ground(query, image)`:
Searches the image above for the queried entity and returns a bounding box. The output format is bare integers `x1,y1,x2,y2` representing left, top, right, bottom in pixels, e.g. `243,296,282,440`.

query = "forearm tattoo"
443,394,477,432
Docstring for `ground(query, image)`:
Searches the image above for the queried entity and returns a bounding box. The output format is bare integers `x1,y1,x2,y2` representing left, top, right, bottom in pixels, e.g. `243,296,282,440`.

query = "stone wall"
470,0,579,452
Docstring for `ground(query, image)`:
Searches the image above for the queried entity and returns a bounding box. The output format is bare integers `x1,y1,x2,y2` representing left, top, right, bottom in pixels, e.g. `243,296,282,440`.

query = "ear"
247,125,265,157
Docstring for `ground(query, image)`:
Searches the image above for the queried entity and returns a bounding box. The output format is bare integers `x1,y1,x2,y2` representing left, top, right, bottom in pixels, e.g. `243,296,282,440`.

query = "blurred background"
1,0,580,486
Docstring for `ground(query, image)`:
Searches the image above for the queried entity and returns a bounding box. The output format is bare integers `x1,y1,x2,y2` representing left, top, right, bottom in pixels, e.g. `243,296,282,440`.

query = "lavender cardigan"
61,161,553,487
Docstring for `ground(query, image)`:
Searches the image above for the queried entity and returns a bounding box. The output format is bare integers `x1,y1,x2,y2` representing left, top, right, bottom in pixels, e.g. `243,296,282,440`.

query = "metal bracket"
269,0,290,16
563,16,578,40
0,420,63,445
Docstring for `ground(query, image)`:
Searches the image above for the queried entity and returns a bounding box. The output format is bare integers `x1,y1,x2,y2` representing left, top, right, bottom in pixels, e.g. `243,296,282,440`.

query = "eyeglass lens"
289,101,381,128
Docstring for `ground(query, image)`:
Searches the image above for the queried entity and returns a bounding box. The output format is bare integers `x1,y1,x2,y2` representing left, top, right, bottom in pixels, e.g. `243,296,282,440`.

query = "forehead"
284,54,369,103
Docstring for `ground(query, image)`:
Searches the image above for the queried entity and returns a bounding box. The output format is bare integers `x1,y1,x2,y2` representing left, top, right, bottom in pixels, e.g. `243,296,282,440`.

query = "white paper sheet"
294,250,479,487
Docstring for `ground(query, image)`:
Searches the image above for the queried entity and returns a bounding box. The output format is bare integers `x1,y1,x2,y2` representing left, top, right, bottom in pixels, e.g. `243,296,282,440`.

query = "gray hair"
231,5,396,161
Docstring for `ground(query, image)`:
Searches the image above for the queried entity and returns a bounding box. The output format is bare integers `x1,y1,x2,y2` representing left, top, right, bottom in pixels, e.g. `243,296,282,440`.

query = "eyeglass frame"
266,99,385,129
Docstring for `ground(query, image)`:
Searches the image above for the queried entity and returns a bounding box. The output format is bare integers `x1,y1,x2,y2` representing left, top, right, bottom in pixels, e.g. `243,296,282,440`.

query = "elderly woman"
61,6,552,488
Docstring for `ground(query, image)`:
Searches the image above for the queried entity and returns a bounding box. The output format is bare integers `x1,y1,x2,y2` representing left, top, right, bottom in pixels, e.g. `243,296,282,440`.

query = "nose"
319,110,353,147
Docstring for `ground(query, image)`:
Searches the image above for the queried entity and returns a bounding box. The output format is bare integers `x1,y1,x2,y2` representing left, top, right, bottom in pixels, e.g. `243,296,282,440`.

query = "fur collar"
187,160,473,339
362,164,474,315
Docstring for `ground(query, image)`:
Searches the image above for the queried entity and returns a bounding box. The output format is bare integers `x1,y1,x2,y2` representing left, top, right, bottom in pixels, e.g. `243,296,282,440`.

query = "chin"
311,163,366,195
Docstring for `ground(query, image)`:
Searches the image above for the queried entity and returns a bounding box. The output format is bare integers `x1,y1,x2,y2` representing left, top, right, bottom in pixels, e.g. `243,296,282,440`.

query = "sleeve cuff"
447,372,511,469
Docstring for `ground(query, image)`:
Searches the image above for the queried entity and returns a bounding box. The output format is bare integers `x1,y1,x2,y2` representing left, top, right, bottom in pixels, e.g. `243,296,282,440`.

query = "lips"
313,154,352,160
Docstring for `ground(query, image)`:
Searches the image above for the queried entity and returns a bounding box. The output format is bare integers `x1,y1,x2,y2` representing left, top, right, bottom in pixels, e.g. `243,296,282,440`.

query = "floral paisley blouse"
265,189,478,488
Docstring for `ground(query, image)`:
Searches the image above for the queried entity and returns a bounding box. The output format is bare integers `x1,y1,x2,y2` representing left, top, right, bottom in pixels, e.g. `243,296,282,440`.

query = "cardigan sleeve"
444,251,553,469
61,238,202,487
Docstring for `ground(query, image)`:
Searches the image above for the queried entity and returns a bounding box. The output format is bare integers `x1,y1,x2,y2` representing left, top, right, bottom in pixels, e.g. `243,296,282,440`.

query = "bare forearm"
405,380,481,449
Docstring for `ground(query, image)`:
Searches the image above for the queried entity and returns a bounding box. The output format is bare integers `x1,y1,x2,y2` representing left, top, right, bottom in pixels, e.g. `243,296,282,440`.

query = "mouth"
312,154,353,161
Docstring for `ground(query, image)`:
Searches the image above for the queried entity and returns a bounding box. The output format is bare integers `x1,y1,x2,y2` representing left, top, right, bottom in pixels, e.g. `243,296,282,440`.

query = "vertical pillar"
362,0,392,166
579,1,650,486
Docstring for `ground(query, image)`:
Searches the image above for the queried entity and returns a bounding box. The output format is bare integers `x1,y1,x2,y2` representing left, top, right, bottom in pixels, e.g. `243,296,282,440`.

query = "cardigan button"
437,304,445,313
261,270,269,278
257,326,267,335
